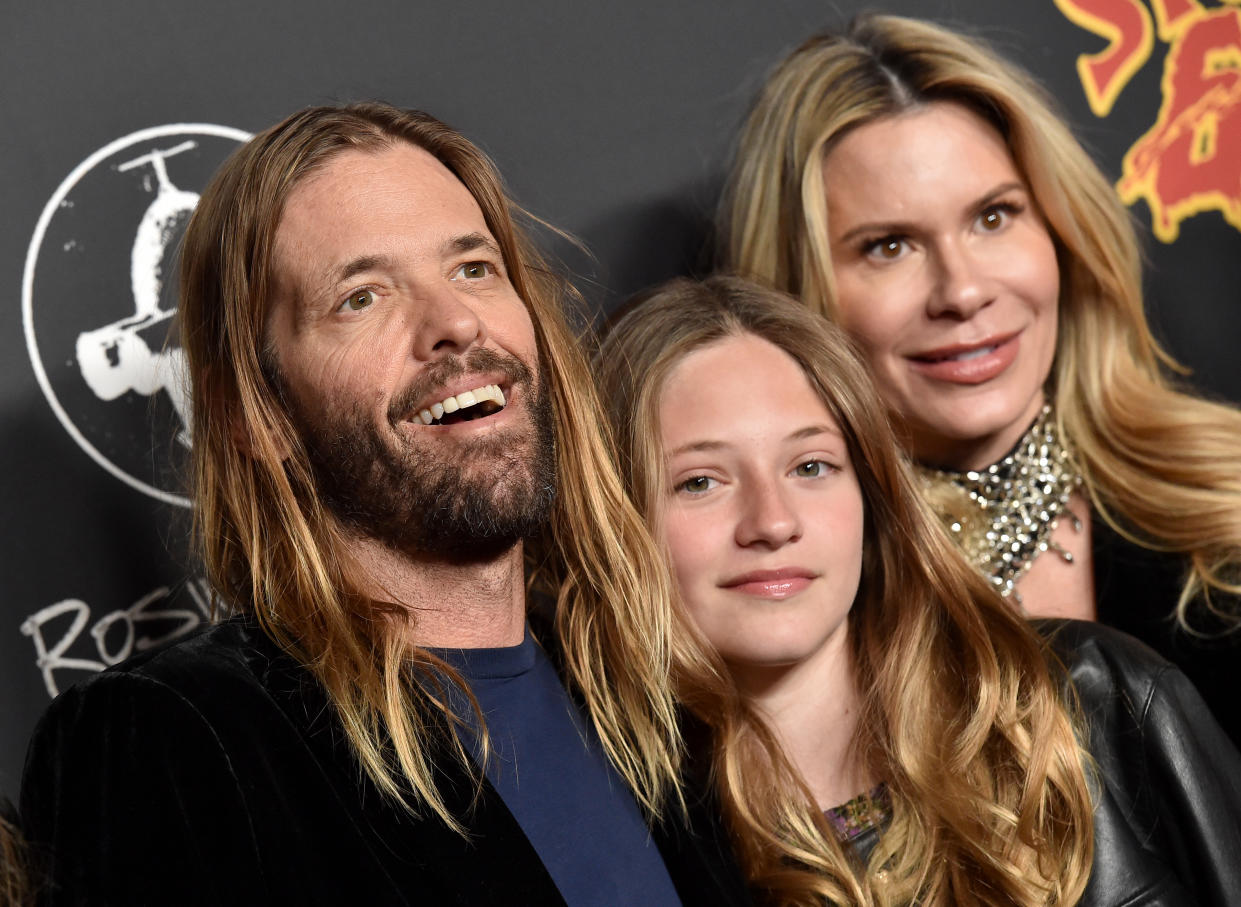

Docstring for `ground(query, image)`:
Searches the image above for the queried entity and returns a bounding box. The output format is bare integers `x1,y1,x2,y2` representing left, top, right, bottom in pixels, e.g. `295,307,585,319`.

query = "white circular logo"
23,124,252,508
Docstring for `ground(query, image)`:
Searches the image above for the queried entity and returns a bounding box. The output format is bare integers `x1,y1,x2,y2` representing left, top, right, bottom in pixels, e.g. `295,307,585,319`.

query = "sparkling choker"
915,406,1083,601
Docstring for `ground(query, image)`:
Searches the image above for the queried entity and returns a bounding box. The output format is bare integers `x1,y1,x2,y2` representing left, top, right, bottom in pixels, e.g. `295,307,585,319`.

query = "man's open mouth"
412,383,507,426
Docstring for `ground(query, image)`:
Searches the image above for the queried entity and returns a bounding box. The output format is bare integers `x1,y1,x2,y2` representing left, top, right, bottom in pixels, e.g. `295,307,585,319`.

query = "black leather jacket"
1092,517,1241,748
847,620,1241,904
1041,619,1241,906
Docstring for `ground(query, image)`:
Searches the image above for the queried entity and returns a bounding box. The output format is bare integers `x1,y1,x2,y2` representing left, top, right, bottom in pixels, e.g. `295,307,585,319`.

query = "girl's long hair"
722,13,1241,630
179,102,683,830
596,276,1094,905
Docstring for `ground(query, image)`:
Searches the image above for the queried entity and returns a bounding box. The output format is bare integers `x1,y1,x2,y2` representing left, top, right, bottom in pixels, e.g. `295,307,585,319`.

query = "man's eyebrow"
298,254,396,312
446,232,502,258
327,254,398,289
303,235,503,307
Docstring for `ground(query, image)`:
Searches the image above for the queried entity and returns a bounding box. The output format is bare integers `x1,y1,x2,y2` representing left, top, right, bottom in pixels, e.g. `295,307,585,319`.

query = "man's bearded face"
262,144,558,562
274,346,556,562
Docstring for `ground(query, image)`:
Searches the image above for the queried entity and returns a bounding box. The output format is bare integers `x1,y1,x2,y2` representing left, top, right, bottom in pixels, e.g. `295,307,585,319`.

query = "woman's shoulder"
1032,618,1240,780
1034,622,1241,906
1031,618,1194,729
1032,618,1171,689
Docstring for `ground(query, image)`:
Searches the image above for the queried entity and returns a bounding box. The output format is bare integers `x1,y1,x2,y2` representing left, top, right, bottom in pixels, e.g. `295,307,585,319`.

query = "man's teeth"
416,384,507,425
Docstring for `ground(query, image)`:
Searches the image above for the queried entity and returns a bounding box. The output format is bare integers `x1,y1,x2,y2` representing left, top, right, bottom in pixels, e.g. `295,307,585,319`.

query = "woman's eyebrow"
787,424,843,443
834,180,1028,245
667,439,728,457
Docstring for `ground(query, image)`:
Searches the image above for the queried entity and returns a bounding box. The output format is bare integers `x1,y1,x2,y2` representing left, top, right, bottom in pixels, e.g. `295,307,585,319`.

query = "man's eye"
341,289,375,311
677,475,717,494
455,261,492,279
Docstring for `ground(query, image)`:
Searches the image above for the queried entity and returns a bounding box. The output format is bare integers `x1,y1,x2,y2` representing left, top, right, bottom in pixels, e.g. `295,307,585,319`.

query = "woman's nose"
734,480,802,548
926,239,995,319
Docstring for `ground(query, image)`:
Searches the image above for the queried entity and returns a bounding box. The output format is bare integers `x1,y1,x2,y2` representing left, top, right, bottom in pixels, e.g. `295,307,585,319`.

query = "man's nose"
734,479,802,549
926,239,995,319
409,286,486,359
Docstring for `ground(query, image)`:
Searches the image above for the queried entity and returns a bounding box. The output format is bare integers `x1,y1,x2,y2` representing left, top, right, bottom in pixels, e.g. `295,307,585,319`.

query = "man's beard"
273,348,557,563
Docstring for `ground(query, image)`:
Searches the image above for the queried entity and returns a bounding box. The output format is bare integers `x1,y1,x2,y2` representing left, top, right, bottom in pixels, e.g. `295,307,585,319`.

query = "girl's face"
656,333,865,678
821,101,1060,470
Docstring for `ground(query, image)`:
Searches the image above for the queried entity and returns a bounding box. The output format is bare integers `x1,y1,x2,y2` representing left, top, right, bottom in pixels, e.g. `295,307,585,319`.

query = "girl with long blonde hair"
722,14,1241,743
596,275,1241,906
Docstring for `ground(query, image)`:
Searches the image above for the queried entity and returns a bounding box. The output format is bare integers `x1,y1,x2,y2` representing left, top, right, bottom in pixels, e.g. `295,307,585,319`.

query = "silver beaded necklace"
915,405,1083,601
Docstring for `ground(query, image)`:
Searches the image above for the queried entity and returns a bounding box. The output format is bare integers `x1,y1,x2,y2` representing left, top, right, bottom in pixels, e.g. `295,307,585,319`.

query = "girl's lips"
907,332,1020,385
721,569,816,599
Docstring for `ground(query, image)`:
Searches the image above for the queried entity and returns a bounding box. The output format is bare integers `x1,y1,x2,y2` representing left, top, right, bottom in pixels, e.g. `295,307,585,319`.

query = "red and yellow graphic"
1056,0,1241,242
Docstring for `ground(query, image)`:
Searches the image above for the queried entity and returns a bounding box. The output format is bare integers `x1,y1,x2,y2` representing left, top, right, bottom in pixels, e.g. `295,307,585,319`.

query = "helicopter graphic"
74,141,196,448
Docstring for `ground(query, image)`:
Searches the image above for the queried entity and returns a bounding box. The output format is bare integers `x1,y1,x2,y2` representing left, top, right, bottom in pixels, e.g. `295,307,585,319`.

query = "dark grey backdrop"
4,0,1239,804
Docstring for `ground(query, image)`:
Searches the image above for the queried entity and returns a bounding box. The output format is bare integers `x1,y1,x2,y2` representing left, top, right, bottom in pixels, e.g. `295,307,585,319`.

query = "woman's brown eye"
868,238,905,260
460,262,491,279
979,208,1008,231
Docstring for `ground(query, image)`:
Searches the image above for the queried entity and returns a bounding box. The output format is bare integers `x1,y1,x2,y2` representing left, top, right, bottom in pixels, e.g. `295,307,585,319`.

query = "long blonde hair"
178,102,683,829
723,13,1241,628
596,276,1094,906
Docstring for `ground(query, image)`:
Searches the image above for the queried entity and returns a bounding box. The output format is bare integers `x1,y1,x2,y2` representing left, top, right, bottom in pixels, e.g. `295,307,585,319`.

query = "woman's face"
656,333,864,678
821,101,1060,470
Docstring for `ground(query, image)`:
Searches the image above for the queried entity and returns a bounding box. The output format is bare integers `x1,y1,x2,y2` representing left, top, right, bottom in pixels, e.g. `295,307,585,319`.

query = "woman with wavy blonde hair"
722,14,1241,743
596,275,1241,906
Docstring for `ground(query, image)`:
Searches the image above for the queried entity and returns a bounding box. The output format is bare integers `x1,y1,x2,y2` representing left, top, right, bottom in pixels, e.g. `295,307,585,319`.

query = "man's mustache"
387,348,534,426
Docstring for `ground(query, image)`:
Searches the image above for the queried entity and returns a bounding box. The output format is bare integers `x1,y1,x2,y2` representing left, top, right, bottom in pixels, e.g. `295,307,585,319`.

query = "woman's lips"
907,332,1020,385
720,568,816,598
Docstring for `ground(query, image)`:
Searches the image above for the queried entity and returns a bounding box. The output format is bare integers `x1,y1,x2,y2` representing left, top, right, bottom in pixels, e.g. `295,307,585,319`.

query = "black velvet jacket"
21,619,751,906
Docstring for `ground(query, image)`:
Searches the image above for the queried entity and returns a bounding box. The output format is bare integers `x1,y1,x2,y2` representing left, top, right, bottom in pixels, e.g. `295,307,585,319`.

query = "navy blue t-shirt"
431,630,681,906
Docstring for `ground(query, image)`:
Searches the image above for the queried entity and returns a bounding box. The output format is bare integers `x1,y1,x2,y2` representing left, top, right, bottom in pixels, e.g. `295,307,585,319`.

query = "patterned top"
824,783,891,842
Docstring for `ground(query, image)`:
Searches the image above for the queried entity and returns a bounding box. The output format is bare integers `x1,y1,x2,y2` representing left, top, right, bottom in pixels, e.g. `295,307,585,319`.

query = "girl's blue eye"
342,289,375,311
678,476,716,494
793,460,828,478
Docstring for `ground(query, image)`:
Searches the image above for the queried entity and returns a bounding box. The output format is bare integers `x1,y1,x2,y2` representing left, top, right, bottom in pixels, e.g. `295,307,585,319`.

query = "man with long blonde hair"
21,102,745,905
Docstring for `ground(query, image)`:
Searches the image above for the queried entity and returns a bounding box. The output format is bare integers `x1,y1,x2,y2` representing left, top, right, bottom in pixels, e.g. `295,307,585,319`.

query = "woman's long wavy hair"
596,276,1094,906
178,102,683,830
722,13,1241,629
